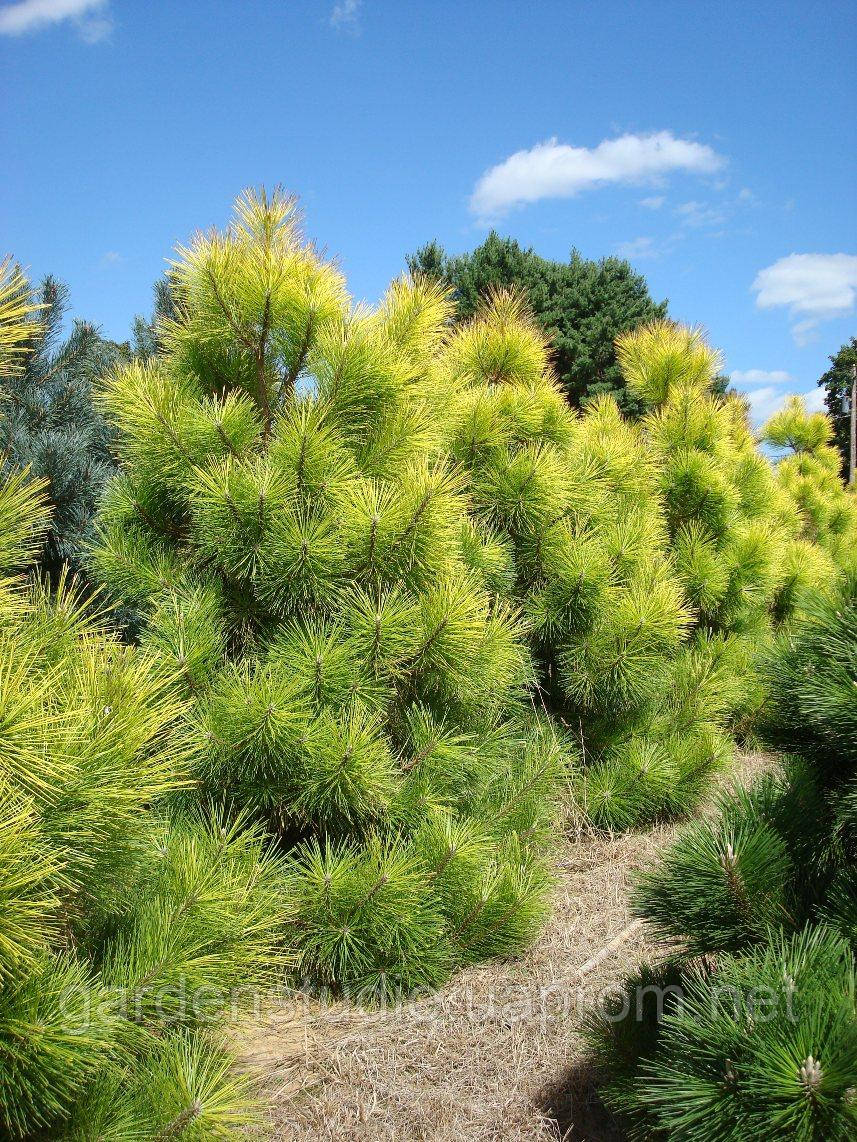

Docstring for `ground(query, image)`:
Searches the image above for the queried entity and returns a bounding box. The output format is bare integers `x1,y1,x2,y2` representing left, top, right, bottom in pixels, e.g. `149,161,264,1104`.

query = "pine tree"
763,394,857,571
87,189,848,959
585,571,857,1140
88,188,565,1000
0,284,294,1138
444,312,836,830
0,269,122,577
0,468,296,1137
407,232,669,414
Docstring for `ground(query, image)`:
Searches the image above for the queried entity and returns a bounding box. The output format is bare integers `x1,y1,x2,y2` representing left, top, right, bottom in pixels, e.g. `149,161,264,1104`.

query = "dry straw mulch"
232,752,773,1141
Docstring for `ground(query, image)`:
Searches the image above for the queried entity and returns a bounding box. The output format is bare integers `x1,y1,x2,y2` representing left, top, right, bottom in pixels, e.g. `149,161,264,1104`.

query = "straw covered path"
232,753,772,1141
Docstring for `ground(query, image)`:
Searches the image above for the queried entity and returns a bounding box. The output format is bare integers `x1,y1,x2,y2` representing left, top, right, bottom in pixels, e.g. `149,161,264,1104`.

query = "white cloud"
738,187,755,203
804,387,826,413
639,195,665,210
77,8,110,40
752,253,857,344
743,385,783,425
675,200,726,229
732,367,827,427
790,319,821,347
742,384,825,427
469,131,725,219
614,236,659,260
99,250,123,268
0,0,109,37
730,369,793,386
330,0,361,33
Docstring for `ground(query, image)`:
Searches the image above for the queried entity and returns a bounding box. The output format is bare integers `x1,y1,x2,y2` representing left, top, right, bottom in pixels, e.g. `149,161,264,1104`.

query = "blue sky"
2,0,856,423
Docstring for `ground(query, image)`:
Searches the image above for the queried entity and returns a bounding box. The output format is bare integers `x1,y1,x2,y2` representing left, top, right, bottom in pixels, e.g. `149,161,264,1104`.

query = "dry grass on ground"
231,752,773,1141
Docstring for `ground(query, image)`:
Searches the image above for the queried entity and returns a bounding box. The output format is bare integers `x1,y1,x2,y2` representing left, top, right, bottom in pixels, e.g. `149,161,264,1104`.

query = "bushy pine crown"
90,187,564,999
447,308,844,828
0,463,294,1136
762,394,857,569
92,186,541,756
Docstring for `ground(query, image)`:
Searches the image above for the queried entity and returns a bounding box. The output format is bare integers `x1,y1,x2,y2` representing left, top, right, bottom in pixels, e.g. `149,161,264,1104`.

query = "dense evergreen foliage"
0,272,120,576
585,572,857,1140
407,232,669,413
763,393,857,573
90,191,853,865
3,190,855,1138
448,312,850,829
0,284,287,1138
88,189,565,1000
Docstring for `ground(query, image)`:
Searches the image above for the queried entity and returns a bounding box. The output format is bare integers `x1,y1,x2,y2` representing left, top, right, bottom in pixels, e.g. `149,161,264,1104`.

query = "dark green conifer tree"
816,336,857,481
407,232,669,413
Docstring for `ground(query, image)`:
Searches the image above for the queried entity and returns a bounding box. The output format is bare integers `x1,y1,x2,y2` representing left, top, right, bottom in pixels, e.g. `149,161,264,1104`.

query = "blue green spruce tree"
0,271,120,577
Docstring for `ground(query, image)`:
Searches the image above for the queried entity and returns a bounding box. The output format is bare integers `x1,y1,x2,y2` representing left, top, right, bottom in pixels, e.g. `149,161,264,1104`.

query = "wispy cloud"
743,384,786,425
675,199,726,229
469,131,725,219
730,369,792,386
618,186,755,263
99,250,123,268
742,383,825,427
0,0,111,39
614,236,660,260
752,253,857,345
330,0,361,34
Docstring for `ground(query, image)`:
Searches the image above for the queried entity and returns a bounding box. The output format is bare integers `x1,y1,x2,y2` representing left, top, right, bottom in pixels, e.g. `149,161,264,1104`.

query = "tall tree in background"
817,336,857,481
407,232,669,414
0,272,123,577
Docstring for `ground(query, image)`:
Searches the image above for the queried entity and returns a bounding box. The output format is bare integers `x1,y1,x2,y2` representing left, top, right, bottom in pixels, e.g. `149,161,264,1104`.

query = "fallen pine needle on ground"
231,752,773,1141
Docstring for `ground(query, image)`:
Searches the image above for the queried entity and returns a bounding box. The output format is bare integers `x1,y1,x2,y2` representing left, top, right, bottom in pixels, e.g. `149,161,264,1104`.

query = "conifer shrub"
0,470,292,1137
89,189,849,892
764,395,857,572
583,571,857,1140
442,313,835,829
88,189,565,1000
0,267,120,577
0,293,290,1137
